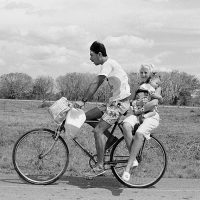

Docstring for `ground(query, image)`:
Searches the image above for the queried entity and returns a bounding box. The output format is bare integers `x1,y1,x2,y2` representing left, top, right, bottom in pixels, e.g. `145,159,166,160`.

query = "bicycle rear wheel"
12,128,69,185
110,135,167,188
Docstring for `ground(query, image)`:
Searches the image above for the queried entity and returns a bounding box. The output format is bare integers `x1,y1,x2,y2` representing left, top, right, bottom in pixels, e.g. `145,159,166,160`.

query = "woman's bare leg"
122,122,134,152
124,131,144,173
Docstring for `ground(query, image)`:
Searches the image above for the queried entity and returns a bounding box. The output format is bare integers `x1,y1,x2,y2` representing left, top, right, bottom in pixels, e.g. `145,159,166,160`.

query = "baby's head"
135,89,149,100
148,74,161,89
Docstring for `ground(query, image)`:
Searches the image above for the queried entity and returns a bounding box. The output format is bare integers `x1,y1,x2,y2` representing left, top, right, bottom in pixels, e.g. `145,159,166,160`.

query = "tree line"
0,71,200,106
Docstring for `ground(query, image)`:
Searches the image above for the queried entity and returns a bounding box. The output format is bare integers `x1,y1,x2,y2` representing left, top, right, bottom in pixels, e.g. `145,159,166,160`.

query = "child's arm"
150,87,163,103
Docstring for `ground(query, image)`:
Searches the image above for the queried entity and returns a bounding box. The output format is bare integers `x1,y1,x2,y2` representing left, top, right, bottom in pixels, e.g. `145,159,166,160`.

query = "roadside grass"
0,99,200,178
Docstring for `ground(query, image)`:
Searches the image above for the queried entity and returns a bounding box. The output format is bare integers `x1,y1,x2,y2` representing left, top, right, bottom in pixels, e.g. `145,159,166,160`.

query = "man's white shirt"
98,58,131,102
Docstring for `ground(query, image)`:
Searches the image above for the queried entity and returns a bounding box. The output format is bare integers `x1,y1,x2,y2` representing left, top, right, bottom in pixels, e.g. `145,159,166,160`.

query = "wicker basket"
48,97,71,125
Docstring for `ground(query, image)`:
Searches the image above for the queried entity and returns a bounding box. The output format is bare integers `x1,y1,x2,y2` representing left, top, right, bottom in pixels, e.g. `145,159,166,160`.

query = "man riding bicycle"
75,41,131,178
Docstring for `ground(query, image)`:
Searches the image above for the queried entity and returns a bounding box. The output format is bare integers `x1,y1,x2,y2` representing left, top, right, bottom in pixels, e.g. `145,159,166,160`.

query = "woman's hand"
134,108,144,116
74,101,85,109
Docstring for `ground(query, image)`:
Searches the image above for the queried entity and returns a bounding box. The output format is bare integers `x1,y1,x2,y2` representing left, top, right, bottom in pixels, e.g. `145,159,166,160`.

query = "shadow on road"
0,174,155,197
0,174,125,196
0,176,27,185
60,175,125,197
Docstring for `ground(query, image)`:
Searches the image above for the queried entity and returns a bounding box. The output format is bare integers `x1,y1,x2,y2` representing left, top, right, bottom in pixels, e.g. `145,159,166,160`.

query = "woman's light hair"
140,64,155,74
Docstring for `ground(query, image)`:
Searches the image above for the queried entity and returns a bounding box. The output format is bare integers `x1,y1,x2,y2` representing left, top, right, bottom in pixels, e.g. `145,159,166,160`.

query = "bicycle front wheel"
12,128,69,185
110,135,167,188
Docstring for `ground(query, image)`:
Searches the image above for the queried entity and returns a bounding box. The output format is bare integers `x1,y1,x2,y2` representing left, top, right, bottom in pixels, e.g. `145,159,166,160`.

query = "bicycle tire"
110,135,167,188
12,128,69,185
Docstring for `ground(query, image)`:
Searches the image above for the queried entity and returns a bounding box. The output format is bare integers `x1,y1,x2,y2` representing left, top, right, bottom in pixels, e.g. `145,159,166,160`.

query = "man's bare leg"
93,120,111,166
84,119,111,178
85,107,111,138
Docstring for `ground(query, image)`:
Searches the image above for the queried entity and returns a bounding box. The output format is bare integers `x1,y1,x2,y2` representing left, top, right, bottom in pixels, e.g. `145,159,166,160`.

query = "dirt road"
0,173,199,200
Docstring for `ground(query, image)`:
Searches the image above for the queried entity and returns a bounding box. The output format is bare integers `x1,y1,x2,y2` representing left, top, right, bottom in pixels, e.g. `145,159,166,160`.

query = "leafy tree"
160,71,200,105
191,89,200,106
56,72,92,101
33,76,54,101
93,81,111,102
0,73,33,99
178,89,192,106
128,72,140,98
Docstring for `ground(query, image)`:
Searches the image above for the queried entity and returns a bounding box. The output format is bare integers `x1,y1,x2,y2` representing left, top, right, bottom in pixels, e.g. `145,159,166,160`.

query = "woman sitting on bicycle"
122,64,163,181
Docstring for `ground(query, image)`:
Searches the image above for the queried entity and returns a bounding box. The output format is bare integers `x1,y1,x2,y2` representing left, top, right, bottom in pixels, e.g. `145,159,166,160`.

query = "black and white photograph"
0,0,200,199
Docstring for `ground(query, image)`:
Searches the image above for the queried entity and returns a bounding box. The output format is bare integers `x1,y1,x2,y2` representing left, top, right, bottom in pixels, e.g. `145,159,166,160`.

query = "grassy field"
0,99,200,178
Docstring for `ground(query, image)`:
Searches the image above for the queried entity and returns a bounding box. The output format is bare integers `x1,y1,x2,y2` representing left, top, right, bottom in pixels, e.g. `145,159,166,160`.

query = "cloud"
0,26,92,78
153,51,173,64
27,45,68,60
24,26,93,50
104,35,154,49
0,57,6,66
157,66,173,72
0,0,199,78
145,0,169,2
4,1,33,10
186,48,200,54
0,25,92,52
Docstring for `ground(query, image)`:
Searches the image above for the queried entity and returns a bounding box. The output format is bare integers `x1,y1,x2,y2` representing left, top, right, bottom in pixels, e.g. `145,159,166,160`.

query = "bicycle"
12,108,167,188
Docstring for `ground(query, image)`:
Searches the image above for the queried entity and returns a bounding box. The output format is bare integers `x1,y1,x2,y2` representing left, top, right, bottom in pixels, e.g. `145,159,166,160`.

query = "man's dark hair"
90,41,107,57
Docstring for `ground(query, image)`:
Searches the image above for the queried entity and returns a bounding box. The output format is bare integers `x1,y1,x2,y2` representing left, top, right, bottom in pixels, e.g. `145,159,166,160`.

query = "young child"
131,74,162,122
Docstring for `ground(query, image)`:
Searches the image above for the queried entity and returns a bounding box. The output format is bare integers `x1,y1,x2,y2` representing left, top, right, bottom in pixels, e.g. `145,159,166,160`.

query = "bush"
38,101,52,108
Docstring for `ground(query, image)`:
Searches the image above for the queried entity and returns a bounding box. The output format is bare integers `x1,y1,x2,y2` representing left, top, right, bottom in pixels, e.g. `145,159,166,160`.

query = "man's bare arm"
83,75,106,102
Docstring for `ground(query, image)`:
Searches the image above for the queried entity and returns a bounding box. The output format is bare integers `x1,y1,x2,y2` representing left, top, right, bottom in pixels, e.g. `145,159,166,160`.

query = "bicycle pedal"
84,173,105,180
105,149,111,154
85,176,94,180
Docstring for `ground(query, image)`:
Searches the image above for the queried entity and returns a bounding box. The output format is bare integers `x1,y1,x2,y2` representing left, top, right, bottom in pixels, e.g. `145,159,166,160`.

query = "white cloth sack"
65,108,86,128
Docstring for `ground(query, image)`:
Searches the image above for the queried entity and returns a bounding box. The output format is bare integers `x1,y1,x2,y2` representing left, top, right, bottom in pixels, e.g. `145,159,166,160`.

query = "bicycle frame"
69,119,120,163
44,118,144,169
70,119,128,168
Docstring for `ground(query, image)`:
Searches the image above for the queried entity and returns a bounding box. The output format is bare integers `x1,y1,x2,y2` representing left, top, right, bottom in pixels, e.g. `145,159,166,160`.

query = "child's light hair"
150,74,162,86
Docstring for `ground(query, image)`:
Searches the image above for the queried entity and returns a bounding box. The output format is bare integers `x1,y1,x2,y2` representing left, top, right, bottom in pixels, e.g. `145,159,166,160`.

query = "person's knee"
123,122,132,133
93,126,103,137
86,107,103,120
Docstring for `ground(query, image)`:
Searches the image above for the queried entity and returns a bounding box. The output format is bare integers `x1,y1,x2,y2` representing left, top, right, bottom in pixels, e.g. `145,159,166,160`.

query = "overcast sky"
0,0,200,79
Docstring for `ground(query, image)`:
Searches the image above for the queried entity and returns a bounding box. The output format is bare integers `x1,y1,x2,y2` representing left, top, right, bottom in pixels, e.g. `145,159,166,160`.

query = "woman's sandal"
122,160,139,181
122,171,130,181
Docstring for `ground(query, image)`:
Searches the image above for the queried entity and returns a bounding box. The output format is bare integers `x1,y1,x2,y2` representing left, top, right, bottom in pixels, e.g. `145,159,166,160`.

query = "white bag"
48,97,71,125
65,108,86,128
